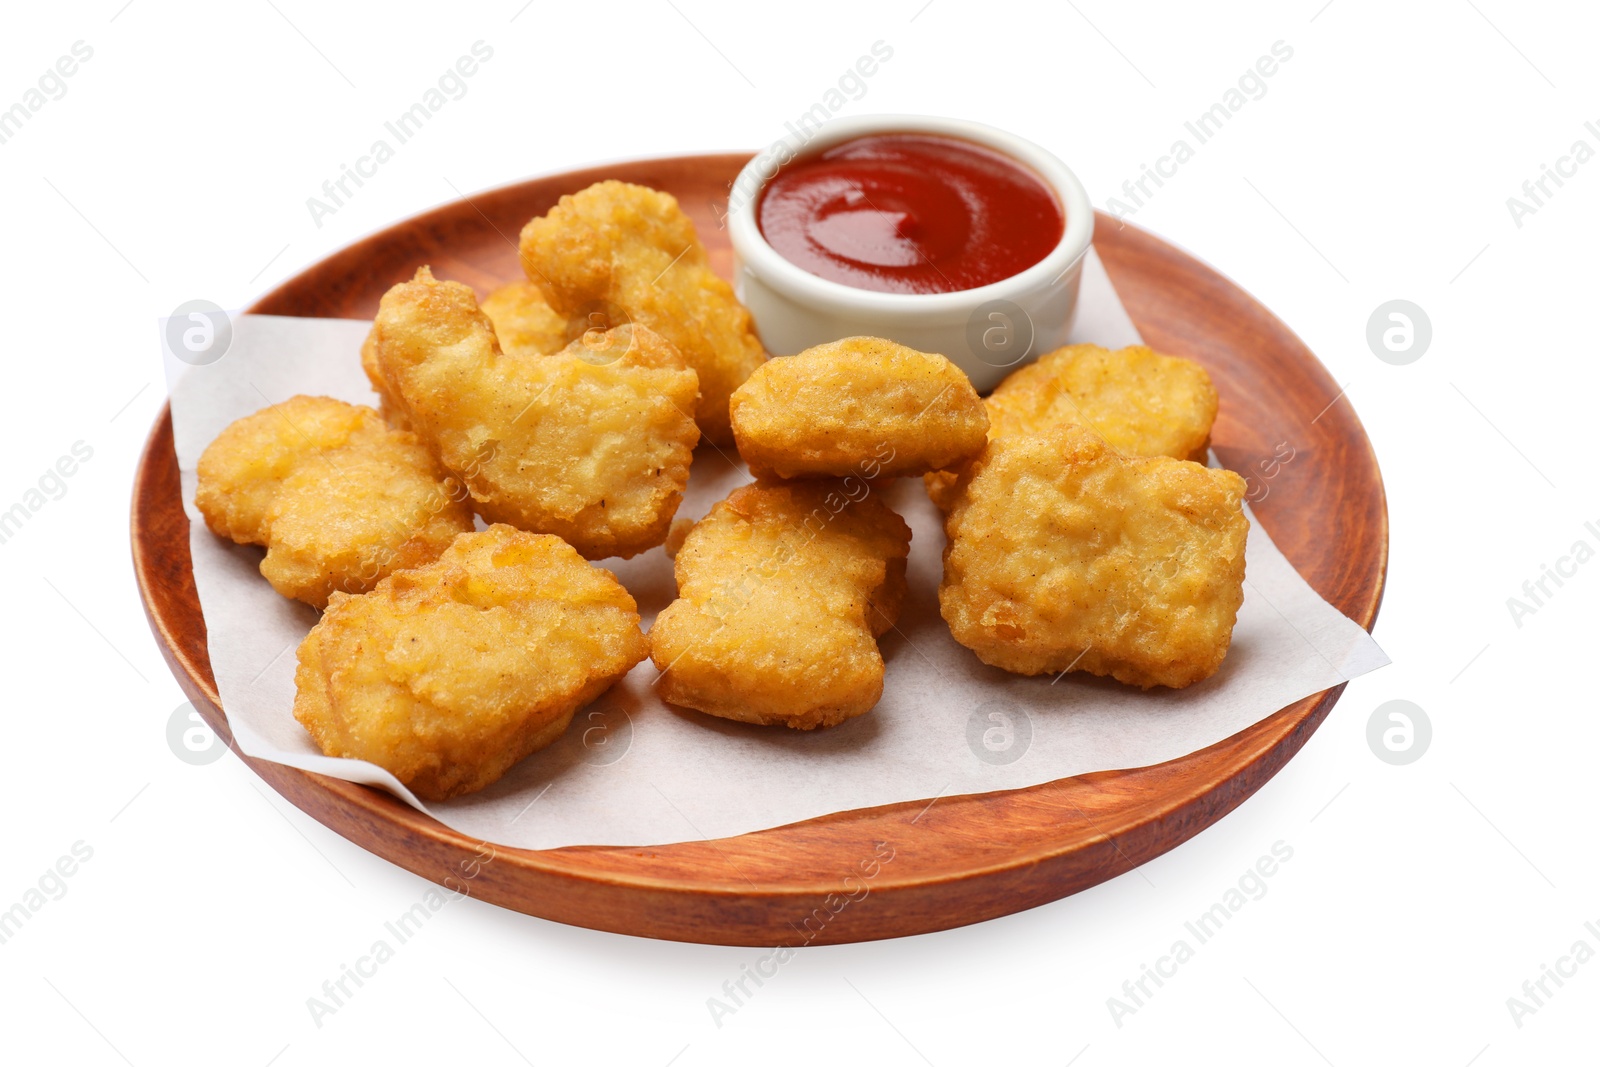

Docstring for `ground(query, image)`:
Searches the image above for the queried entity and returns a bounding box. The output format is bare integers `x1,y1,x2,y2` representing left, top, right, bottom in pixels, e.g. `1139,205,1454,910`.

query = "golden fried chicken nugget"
925,344,1218,510
518,180,765,444
728,337,988,480
480,280,569,358
195,395,473,609
648,480,911,729
294,525,648,800
939,425,1248,688
365,267,700,560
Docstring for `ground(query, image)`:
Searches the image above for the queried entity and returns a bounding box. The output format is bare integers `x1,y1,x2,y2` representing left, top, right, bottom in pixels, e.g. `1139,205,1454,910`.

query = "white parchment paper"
166,251,1388,849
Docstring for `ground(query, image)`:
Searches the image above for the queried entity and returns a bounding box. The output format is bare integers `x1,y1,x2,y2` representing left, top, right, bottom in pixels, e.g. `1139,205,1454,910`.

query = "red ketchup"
757,133,1064,295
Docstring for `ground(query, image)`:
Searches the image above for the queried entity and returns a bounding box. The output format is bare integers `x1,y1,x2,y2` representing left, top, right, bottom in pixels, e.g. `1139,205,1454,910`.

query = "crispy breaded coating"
648,480,911,729
294,525,648,800
925,344,1218,510
360,328,411,432
729,337,988,480
480,280,569,359
990,344,1217,459
195,395,472,609
939,425,1247,688
362,280,570,430
518,180,765,445
364,267,700,560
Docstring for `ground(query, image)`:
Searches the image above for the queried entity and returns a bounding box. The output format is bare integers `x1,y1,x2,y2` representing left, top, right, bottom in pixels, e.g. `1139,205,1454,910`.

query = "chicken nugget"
729,336,988,480
480,279,569,358
939,425,1247,688
195,395,473,609
648,480,911,729
365,267,700,559
294,525,649,800
925,344,1218,510
518,180,765,445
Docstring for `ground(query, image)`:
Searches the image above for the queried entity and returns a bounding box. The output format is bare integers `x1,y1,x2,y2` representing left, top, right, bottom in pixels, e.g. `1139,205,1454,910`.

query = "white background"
1,1,1594,1063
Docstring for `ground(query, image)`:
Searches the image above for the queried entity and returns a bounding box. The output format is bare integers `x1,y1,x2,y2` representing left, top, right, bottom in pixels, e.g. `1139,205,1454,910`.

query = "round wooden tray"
132,153,1386,945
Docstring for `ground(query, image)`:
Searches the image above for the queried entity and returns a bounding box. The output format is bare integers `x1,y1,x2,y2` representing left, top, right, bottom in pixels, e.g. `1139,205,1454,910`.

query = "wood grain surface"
131,153,1387,946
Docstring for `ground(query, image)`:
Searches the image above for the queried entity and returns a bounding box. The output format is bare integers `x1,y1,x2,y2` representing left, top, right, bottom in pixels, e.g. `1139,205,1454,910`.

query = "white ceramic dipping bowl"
727,114,1094,393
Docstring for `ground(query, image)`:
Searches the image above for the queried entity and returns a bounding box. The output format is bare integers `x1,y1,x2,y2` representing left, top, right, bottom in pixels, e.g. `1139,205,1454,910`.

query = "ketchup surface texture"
756,133,1064,295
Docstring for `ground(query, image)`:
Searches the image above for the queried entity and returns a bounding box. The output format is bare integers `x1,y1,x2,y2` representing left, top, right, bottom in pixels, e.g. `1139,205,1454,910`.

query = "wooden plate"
132,153,1386,945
